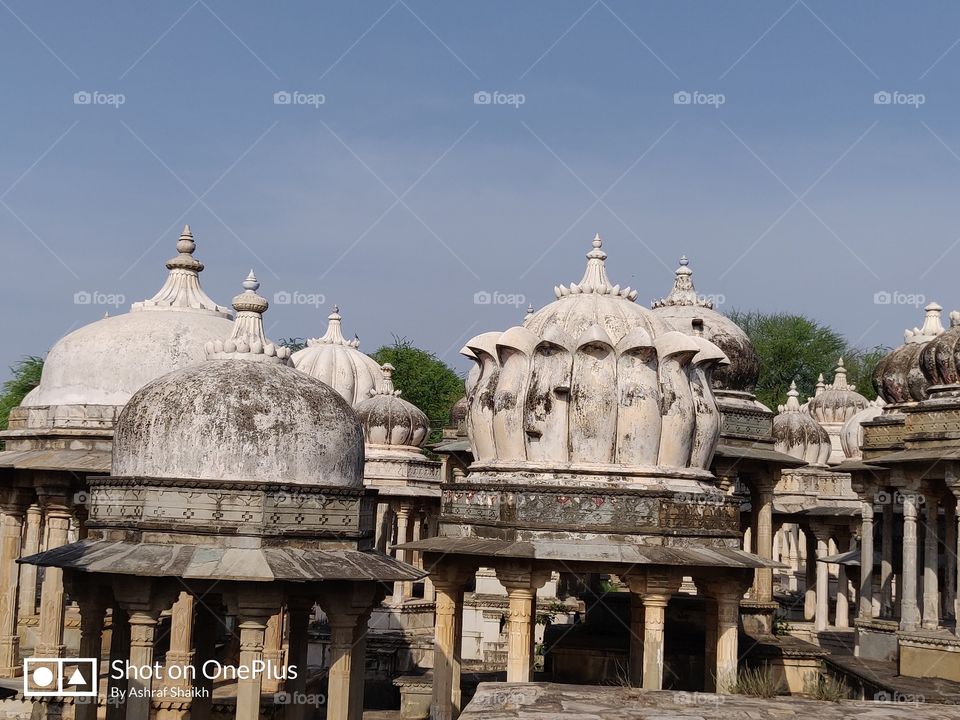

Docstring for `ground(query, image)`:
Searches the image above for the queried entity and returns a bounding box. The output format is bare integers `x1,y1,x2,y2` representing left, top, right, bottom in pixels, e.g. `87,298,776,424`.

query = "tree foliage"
0,356,44,431
726,310,884,410
372,337,465,444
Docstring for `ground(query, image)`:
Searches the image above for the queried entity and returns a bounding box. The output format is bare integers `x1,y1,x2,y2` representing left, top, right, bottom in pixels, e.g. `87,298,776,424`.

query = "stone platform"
459,683,954,719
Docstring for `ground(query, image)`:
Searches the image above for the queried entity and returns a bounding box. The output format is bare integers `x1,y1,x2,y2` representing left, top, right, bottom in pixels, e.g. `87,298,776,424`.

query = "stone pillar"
75,593,107,720
320,585,377,720
284,601,311,720
105,607,130,720
835,531,850,630
348,607,372,720
881,496,894,616
814,531,830,632
127,609,161,720
35,498,71,658
497,567,549,683
406,511,422,600
804,529,817,621
0,504,24,676
262,609,285,694
922,492,940,629
431,571,467,720
715,591,741,694
164,592,195,695
702,597,717,692
641,594,670,690
235,615,268,720
859,502,875,619
900,491,921,631
752,479,775,603
422,511,438,603
392,504,410,605
17,504,41,619
944,500,956,621
628,593,644,687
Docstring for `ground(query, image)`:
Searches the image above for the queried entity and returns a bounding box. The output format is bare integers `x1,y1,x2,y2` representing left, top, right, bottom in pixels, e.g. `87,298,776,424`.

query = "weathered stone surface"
460,682,954,719
773,382,831,465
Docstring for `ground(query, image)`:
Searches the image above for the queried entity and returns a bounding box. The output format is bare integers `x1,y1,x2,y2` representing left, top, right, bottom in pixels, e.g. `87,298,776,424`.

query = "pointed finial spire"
554,234,637,301
652,255,712,309
205,271,290,364
780,380,802,412
131,225,231,317
832,357,849,389
370,362,401,397
308,304,360,348
815,373,826,396
906,302,945,343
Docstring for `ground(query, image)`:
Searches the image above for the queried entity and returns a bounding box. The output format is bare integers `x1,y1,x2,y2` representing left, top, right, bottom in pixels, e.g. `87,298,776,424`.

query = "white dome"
807,358,870,424
24,226,233,409
773,382,831,465
840,399,884,459
355,363,430,451
113,274,363,487
462,235,728,475
292,307,383,406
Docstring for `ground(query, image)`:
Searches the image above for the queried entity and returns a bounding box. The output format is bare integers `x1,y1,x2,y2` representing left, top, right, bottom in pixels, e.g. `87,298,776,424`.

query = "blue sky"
3,1,960,381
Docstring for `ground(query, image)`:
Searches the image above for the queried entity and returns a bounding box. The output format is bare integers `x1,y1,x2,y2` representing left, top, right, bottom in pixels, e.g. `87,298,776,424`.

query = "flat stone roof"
460,683,952,719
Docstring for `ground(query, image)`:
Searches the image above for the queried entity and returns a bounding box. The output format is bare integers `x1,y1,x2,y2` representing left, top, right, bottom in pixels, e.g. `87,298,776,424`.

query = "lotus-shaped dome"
462,235,729,476
355,364,430,451
920,308,960,389
22,226,234,409
651,257,760,392
806,359,870,424
773,382,831,465
113,274,362,487
292,306,384,406
873,303,944,403
840,398,885,459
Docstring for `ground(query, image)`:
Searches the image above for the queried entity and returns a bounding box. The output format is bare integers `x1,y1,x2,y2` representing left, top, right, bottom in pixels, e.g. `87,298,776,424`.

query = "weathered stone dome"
462,235,728,478
919,308,960,389
872,303,944,403
22,226,234,409
113,274,363,487
449,395,469,427
807,359,870,424
292,306,384,406
773,382,831,465
651,257,760,392
840,399,884,459
355,363,430,450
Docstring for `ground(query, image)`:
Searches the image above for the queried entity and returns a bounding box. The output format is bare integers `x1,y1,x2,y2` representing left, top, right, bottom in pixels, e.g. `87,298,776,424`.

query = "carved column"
922,492,940,629
714,591,741,694
262,609,285,694
164,592,195,696
804,528,816,621
35,496,71,658
751,478,776,603
319,584,377,720
406,511,422,600
127,609,161,720
497,566,549,683
641,594,670,690
236,615,268,720
859,501,875,619
945,500,957,621
348,607,373,720
430,569,467,720
0,501,24,676
813,527,830,632
392,503,411,605
900,491,921,631
17,504,41,619
881,495,894,617
75,592,107,720
835,530,850,629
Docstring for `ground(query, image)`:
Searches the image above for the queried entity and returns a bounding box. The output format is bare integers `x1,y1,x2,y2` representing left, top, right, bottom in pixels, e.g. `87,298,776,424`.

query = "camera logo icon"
24,658,97,697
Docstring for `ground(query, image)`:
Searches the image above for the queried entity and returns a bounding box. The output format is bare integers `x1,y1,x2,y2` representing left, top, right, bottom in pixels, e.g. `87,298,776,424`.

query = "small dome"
450,395,468,426
773,382,831,465
806,359,870,424
23,226,234,408
920,308,960,388
651,256,760,392
873,303,944,403
355,363,430,450
292,306,383,406
840,399,884,459
113,274,363,487
463,235,728,474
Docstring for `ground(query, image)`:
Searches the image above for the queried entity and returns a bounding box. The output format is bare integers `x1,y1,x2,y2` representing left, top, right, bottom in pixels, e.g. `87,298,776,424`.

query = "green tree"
0,356,44,432
372,337,465,444
726,310,884,410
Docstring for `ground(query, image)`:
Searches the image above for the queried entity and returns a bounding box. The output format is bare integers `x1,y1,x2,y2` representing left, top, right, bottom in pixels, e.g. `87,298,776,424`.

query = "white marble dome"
113,274,363,487
840,399,885,459
873,303,944,404
651,257,761,392
292,307,384,406
354,363,430,451
462,235,728,475
807,358,870,424
23,226,233,409
773,382,831,465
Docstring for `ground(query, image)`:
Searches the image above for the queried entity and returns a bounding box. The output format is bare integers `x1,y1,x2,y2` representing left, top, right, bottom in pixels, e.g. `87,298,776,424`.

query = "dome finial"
832,357,849,389
783,380,802,411
651,255,711,309
554,234,637,301
372,362,401,397
205,272,290,364
131,225,231,318
906,302,945,343
313,305,355,347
